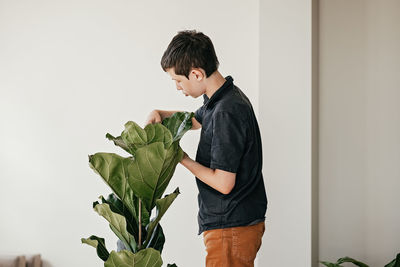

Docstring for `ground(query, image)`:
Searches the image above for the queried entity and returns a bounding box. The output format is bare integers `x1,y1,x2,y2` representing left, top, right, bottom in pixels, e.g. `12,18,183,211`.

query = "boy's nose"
175,81,182,90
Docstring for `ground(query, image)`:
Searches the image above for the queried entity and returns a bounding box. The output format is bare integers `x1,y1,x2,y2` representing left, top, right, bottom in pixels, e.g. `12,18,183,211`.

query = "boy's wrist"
180,151,191,165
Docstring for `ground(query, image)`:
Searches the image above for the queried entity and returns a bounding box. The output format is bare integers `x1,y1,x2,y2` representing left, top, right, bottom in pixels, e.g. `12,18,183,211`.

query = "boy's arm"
180,111,247,194
191,116,202,130
151,109,201,130
180,153,236,195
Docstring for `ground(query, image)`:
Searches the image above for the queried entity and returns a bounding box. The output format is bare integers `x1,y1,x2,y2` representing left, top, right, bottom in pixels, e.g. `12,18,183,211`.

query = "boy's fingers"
144,118,161,126
145,110,163,126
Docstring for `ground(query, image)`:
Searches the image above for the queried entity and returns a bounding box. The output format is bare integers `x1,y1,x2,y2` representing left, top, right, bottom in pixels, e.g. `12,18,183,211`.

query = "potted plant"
320,252,400,267
81,111,194,267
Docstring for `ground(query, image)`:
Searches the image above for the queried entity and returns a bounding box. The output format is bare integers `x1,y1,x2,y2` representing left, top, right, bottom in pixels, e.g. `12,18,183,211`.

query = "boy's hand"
145,109,162,126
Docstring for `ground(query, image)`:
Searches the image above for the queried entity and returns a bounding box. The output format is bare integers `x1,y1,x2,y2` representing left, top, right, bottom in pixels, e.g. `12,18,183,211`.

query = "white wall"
4,1,399,267
258,0,314,266
319,0,400,266
0,1,259,266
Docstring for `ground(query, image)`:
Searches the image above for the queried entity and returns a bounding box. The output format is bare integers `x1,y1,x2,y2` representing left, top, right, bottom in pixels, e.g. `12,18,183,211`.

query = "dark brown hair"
160,30,219,79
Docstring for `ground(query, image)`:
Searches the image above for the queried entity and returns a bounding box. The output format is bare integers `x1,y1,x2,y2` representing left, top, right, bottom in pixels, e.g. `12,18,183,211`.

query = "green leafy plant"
82,111,194,267
320,253,400,267
385,253,400,267
320,257,369,267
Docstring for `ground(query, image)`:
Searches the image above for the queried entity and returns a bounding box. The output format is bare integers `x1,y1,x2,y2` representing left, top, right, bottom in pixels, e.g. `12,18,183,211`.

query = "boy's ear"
190,68,206,81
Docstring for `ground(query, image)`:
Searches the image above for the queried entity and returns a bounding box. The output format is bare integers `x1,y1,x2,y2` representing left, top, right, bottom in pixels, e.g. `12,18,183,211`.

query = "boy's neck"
204,71,227,99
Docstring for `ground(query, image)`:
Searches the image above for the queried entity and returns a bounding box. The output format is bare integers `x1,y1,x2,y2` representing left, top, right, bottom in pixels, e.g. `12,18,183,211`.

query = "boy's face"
166,67,206,98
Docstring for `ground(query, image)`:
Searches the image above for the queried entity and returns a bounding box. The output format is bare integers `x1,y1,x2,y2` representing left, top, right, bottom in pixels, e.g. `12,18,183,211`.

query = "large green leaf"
93,202,137,252
133,248,163,267
127,142,183,211
99,194,148,245
143,188,180,247
101,201,167,254
119,121,173,156
88,153,150,225
156,142,183,198
105,133,131,155
89,153,137,219
99,194,138,238
121,121,172,150
145,223,165,253
81,235,110,261
104,250,134,267
104,248,162,267
104,111,191,161
105,121,173,158
127,142,166,210
107,112,193,156
162,112,194,142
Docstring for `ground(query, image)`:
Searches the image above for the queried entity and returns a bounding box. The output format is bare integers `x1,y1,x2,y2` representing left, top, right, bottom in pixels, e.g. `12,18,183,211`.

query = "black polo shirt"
193,75,268,235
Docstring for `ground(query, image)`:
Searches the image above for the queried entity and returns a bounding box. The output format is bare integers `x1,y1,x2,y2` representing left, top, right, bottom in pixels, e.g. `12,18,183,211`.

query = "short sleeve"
209,111,248,173
194,106,204,124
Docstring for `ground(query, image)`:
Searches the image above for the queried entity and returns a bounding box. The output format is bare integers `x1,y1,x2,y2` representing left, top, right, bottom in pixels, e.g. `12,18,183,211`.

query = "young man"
146,30,268,267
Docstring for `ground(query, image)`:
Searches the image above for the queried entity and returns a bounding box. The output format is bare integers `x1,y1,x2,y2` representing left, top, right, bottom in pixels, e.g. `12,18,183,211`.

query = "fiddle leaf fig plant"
82,111,194,267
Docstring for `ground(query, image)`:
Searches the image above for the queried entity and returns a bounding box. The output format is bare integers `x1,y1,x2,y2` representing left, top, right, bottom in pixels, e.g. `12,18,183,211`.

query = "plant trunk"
138,198,142,250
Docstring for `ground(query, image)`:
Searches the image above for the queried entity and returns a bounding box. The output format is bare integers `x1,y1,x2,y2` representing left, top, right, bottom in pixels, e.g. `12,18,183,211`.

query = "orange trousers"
202,221,265,267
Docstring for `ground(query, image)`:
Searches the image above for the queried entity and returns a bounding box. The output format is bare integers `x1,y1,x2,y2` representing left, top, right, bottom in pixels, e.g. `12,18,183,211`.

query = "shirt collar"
202,75,234,109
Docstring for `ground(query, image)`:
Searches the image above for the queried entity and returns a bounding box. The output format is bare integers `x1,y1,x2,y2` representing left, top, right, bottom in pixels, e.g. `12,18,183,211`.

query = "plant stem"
138,198,142,250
